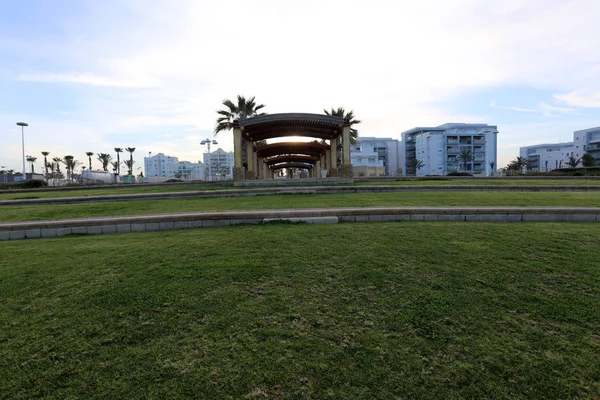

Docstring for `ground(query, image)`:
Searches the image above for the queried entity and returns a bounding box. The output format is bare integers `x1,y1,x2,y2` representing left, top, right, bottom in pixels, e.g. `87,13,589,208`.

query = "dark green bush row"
0,179,47,190
447,172,473,176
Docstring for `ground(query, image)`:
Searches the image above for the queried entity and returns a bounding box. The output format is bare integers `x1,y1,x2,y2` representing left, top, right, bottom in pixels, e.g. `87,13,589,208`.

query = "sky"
1,0,600,173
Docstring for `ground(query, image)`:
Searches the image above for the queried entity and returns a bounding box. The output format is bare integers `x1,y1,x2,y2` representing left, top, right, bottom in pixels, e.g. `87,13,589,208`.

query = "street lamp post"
16,122,28,181
200,138,218,182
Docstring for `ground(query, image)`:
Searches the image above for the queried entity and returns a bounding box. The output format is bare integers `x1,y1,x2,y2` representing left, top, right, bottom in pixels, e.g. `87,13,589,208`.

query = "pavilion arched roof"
264,155,318,167
237,113,345,141
270,162,315,170
256,142,327,159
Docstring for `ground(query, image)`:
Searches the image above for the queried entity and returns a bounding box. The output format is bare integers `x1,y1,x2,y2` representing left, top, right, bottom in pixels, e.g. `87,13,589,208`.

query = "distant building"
351,137,401,176
519,142,574,171
144,153,205,180
574,126,600,166
519,126,600,169
0,172,44,183
203,148,234,180
177,161,205,181
401,123,498,176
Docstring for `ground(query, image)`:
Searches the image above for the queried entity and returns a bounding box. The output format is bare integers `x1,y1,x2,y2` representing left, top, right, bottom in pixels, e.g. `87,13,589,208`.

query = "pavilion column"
246,141,255,179
319,155,325,178
256,154,261,179
329,138,338,177
341,124,353,179
263,162,268,180
233,125,245,181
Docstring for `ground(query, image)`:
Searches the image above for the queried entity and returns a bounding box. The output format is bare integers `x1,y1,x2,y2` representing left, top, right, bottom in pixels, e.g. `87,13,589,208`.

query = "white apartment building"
519,142,574,171
520,126,600,169
401,123,498,176
144,153,205,180
574,126,600,166
203,148,234,180
351,137,402,176
177,161,205,181
144,153,180,178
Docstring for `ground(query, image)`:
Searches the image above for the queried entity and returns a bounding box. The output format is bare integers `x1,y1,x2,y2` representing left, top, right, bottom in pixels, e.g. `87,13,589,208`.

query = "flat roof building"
401,123,498,176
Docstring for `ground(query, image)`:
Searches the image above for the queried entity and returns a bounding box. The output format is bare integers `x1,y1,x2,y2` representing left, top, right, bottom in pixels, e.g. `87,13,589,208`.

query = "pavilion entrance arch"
232,113,352,181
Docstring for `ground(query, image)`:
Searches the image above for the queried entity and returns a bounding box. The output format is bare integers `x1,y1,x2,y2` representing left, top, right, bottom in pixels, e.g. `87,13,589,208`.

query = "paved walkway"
1,206,599,241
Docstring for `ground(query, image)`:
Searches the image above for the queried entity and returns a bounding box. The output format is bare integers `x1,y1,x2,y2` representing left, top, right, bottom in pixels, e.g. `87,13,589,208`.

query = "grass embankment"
1,223,599,399
0,185,232,201
2,178,600,201
1,192,599,223
356,179,600,186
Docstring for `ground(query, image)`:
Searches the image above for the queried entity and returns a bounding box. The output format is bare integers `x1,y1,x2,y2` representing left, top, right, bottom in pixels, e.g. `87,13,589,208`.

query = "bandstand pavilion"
232,113,352,181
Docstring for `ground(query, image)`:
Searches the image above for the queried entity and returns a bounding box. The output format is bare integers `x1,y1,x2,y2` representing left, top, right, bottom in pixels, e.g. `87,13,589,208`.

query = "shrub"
446,172,473,177
0,179,48,189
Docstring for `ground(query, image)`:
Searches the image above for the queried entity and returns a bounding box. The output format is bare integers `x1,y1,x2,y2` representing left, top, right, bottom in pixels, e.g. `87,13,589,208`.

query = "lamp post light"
16,122,28,181
200,138,218,182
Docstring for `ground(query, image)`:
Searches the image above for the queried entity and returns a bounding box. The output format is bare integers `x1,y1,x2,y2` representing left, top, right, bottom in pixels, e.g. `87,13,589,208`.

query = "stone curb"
1,206,599,241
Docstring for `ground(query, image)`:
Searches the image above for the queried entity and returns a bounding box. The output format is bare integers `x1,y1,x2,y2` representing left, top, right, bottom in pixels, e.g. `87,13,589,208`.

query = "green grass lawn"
1,223,599,399
0,184,232,200
356,178,600,186
1,191,599,223
2,178,599,201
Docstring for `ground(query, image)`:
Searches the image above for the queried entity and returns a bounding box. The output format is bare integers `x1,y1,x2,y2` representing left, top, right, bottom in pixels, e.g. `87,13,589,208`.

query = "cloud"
553,90,600,108
17,72,157,88
489,101,537,113
538,102,574,113
3,0,600,170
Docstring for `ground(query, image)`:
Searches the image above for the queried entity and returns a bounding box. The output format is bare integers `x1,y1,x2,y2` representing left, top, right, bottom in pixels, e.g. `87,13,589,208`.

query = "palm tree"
323,107,361,145
506,156,527,173
124,159,135,176
489,161,496,176
46,162,55,181
458,148,473,172
408,159,424,175
114,148,123,174
41,151,50,179
52,157,63,177
62,156,81,181
582,154,596,167
214,95,266,135
110,161,121,175
26,155,37,174
86,152,94,170
566,155,581,168
97,153,112,171
125,147,136,175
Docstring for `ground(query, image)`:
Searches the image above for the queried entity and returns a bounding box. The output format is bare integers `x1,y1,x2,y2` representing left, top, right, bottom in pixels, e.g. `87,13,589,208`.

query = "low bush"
446,172,473,176
0,179,47,190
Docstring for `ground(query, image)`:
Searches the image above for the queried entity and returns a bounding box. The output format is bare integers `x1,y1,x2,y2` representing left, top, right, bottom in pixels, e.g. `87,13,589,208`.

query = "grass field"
356,178,600,186
2,178,600,201
1,223,599,399
0,184,231,200
1,191,599,223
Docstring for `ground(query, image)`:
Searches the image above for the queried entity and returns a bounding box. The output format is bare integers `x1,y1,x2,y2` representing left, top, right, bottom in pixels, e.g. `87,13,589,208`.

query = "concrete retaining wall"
1,207,598,241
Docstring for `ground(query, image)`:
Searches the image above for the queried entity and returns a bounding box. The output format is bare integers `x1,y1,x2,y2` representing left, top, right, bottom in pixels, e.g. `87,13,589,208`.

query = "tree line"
505,154,596,173
21,148,138,181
